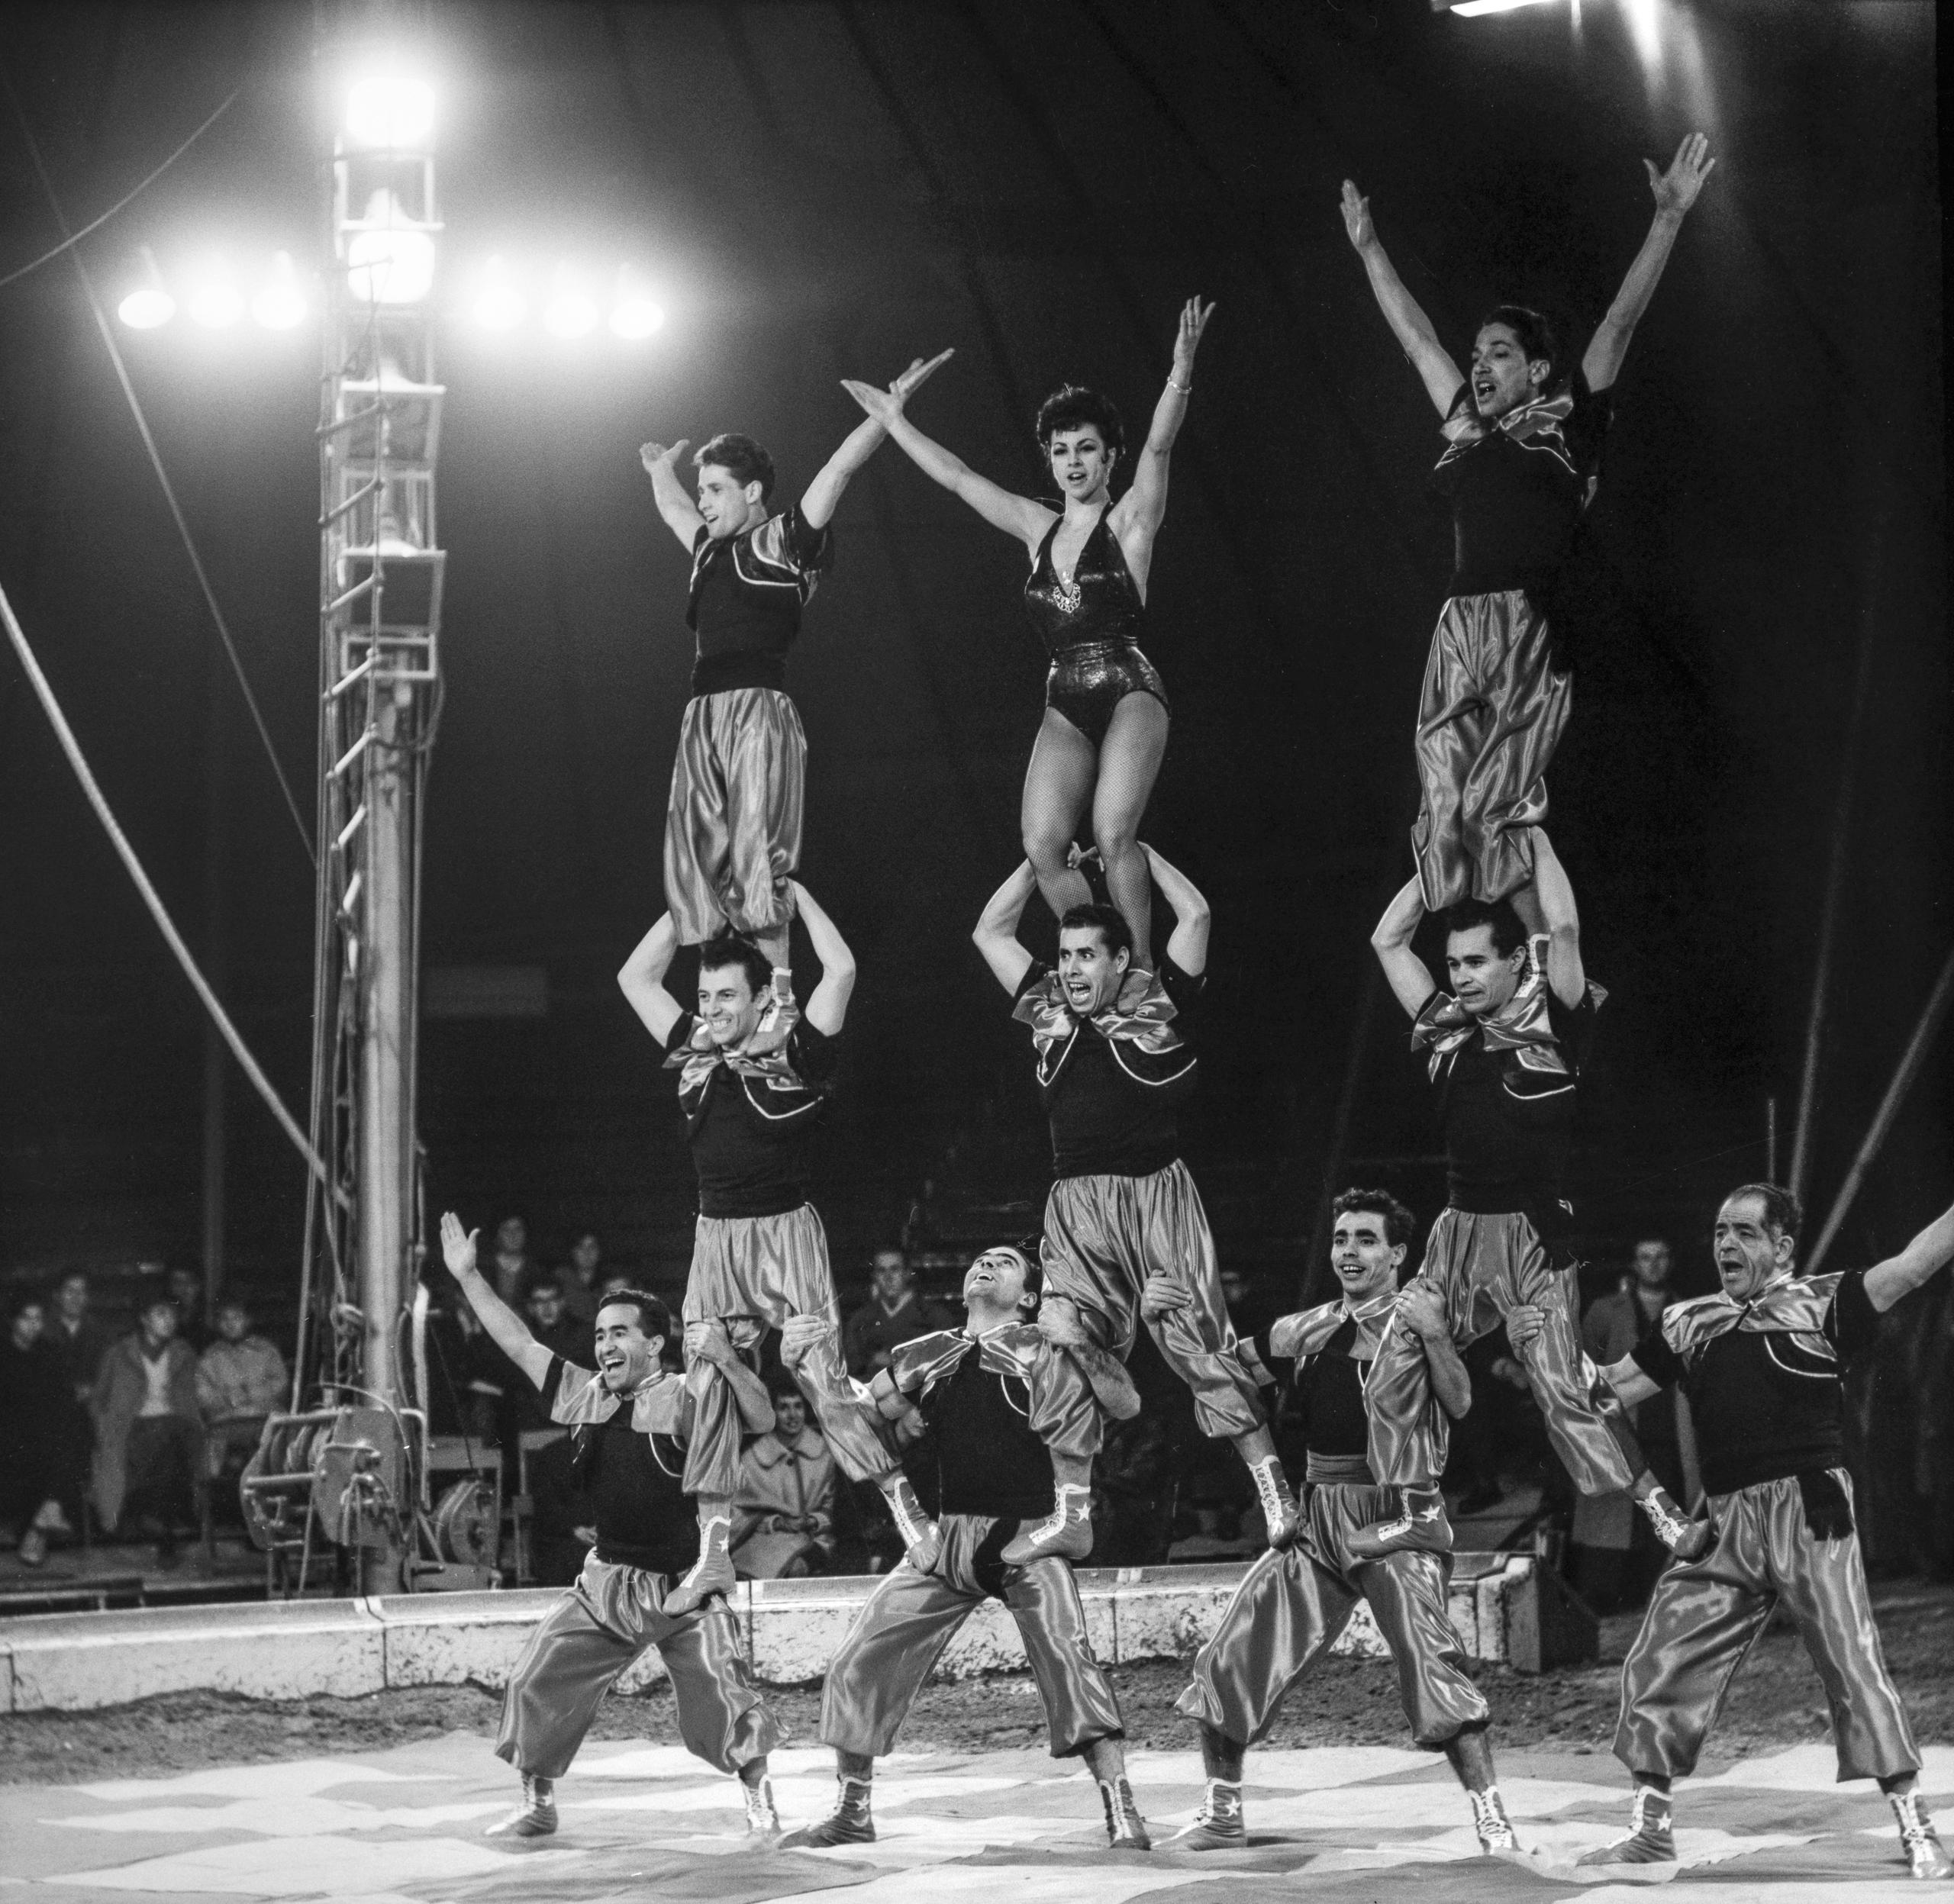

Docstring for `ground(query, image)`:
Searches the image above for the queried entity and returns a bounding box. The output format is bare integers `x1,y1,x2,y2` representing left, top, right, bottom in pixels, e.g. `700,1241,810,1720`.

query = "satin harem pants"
819,1515,1124,1760
663,686,804,946
1041,1158,1267,1442
1177,1480,1488,1749
1614,1470,1920,1783
1366,1207,1639,1500
496,1552,780,1779
681,1204,895,1496
1411,589,1569,912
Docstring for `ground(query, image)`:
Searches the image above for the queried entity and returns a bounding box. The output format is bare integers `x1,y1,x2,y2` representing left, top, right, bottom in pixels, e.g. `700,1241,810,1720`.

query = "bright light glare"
611,266,665,339
472,255,524,330
544,266,598,339
251,251,308,330
1448,0,1555,14
118,247,173,329
1620,0,1662,66
347,189,436,304
345,76,435,150
187,262,243,328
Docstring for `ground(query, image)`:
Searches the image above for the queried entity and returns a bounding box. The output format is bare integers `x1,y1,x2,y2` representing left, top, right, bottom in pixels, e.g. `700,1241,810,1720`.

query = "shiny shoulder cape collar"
1659,1272,1846,1364
555,1365,688,1435
664,997,811,1097
1436,388,1577,466
1267,1287,1399,1362
1013,965,1183,1059
890,1321,1046,1393
1411,936,1606,1081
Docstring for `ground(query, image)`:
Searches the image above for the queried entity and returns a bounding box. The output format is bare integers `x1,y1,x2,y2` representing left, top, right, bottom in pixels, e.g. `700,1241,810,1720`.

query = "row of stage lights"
117,252,668,339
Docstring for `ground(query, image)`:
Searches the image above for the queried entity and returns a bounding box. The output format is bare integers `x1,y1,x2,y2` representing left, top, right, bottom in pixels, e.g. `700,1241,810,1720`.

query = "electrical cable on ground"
0,577,331,1191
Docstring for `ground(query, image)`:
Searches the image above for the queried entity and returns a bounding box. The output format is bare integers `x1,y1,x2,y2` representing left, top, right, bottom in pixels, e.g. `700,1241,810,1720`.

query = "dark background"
0,0,1944,1325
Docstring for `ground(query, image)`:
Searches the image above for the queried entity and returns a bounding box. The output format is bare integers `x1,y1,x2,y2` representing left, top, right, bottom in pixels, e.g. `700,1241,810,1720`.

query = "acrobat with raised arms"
1342,137,1714,920
842,299,1212,970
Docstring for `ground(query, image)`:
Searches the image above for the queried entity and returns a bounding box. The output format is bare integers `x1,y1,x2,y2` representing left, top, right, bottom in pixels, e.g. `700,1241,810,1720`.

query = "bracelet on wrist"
1168,374,1193,395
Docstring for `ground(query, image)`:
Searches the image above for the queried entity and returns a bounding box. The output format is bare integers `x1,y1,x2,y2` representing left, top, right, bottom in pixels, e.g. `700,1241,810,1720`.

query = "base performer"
619,888,933,1611
1174,1189,1520,1854
779,1245,1153,1851
1511,1184,1954,1879
973,843,1298,1545
640,352,948,980
1363,851,1698,1558
437,1213,784,1841
1340,137,1713,918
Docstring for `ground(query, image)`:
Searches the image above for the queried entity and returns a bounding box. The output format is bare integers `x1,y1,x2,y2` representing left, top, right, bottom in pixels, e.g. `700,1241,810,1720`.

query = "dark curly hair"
1331,1187,1417,1251
593,1287,674,1344
1034,385,1127,465
1476,304,1565,398
693,432,776,501
697,933,773,998
1441,896,1527,960
1058,902,1133,963
1723,1182,1804,1243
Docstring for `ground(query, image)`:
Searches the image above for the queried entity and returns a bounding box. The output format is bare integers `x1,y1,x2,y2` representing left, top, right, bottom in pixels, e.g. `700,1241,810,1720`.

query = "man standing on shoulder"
618,881,937,1610
1510,1183,1954,1879
1362,832,1698,1560
439,1212,785,1843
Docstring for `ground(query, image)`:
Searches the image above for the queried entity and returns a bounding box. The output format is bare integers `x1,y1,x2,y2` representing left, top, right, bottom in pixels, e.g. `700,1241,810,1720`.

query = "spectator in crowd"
197,1297,289,1496
498,1279,588,1447
2,1293,73,1567
167,1267,211,1351
1571,1238,1698,1606
553,1232,605,1324
44,1270,104,1538
488,1216,538,1306
843,1248,953,1380
422,1297,502,1445
731,1377,837,1579
92,1295,203,1564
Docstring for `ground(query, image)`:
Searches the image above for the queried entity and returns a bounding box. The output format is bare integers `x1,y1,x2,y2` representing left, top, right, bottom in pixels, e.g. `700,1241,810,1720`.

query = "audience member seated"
842,1247,953,1379
486,1214,538,1306
197,1296,289,1502
44,1270,104,1544
496,1279,587,1448
167,1266,212,1351
92,1294,204,1566
1,1293,74,1567
731,1378,837,1579
552,1230,605,1324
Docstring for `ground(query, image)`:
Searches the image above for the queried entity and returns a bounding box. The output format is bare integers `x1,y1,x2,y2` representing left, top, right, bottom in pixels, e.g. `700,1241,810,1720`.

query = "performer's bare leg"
1021,709,1096,926
1090,692,1169,971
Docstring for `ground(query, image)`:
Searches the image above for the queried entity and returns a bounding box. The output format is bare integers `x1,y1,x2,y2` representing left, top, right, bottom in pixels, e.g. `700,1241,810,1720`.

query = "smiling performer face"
592,1301,663,1393
697,954,769,1051
1046,424,1115,509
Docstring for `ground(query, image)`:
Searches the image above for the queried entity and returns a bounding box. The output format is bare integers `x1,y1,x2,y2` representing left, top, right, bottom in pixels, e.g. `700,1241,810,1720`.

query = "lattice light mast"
313,72,445,1407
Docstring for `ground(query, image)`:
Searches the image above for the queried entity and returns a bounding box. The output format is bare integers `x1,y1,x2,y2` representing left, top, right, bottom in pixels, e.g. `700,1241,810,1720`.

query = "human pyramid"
434,140,1954,1880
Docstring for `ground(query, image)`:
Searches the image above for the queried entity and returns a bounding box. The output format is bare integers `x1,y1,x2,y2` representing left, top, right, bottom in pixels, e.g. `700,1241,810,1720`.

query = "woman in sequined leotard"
843,297,1212,968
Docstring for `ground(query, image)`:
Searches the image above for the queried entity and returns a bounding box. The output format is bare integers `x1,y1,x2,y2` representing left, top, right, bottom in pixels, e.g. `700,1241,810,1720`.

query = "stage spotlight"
1436,0,1556,14
251,250,308,330
543,266,598,340
347,188,436,304
117,246,174,330
187,260,243,328
472,255,525,330
345,75,436,151
611,266,666,339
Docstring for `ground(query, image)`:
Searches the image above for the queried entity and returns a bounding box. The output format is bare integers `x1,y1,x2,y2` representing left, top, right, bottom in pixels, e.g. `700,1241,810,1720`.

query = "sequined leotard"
1023,508,1169,746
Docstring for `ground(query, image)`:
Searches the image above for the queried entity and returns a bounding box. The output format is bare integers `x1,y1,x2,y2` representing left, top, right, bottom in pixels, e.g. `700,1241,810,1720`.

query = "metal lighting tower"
314,76,445,1406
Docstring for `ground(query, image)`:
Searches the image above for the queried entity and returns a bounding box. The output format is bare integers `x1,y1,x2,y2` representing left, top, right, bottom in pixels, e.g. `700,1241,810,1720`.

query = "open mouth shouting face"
1046,425,1113,503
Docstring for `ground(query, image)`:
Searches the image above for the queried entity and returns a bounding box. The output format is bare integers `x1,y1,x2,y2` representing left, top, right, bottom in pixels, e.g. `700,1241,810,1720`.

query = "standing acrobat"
1363,837,1699,1559
1342,137,1714,920
841,299,1212,969
640,351,949,987
437,1214,785,1841
973,841,1298,1548
617,884,936,1612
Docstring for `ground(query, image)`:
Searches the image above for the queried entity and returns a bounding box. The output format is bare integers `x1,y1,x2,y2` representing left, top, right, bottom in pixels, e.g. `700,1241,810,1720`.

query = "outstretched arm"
1341,182,1464,417
788,880,856,1036
639,439,705,550
1529,830,1586,1007
1371,877,1437,1018
1396,1286,1472,1421
439,1213,553,1388
1582,134,1715,393
617,913,685,1045
1863,1197,1954,1313
1510,1304,1665,1407
800,351,954,528
840,375,1053,553
1113,298,1213,566
972,859,1038,994
1140,841,1211,976
685,1322,775,1432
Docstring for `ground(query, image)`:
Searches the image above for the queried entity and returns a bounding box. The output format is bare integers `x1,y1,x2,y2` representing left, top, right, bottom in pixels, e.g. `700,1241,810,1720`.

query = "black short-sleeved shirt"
686,504,834,697
1428,987,1596,1215
1257,1318,1372,1468
1017,957,1203,1179
1431,373,1613,601
1630,1272,1878,1496
541,1358,699,1574
916,1348,1055,1522
665,1016,837,1219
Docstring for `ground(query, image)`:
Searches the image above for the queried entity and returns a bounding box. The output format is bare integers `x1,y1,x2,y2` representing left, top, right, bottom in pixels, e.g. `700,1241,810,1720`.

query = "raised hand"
1139,1272,1191,1320
640,438,690,476
888,348,953,404
439,1212,478,1278
683,1319,737,1368
1395,1282,1449,1342
1340,179,1375,250
1504,1303,1546,1351
1036,1294,1089,1347
840,379,904,427
1645,132,1715,217
779,1313,834,1370
1171,296,1215,382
